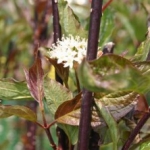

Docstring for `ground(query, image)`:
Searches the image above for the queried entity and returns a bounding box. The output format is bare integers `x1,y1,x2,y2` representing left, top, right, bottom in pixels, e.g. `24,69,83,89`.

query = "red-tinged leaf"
39,48,69,86
55,93,81,119
55,91,138,127
24,56,44,103
0,105,37,122
133,95,149,121
135,95,149,113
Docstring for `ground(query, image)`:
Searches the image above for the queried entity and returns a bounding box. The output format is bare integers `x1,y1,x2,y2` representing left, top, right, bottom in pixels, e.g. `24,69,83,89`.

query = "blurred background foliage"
0,0,150,149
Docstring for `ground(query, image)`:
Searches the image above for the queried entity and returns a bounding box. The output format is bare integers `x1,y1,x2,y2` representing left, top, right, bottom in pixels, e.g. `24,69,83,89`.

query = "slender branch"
122,17,150,149
36,118,57,150
51,1,69,150
122,111,150,150
41,109,47,127
32,1,57,149
51,0,62,43
47,120,57,128
51,0,63,84
86,0,103,61
102,0,113,12
36,122,44,128
78,1,103,150
45,128,57,150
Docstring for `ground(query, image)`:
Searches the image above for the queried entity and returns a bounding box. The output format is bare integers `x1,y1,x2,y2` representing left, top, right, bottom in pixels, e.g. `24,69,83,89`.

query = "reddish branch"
122,110,150,150
91,0,113,12
77,0,103,150
102,0,113,12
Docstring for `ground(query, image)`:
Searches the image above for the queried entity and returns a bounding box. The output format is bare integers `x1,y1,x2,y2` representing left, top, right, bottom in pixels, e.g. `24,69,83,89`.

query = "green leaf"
140,144,150,150
100,8,114,46
133,36,150,62
139,141,150,150
55,93,81,125
0,140,9,150
0,78,32,100
94,101,118,150
100,143,114,150
130,137,150,150
78,54,150,93
0,109,12,118
0,105,37,122
58,1,87,38
94,91,137,128
44,79,73,115
58,124,79,145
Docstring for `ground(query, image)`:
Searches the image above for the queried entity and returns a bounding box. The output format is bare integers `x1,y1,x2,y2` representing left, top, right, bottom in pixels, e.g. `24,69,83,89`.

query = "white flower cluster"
49,35,87,68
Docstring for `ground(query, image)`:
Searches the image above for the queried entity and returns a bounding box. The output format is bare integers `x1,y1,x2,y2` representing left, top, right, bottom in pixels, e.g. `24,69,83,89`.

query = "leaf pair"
55,91,138,127
55,91,138,145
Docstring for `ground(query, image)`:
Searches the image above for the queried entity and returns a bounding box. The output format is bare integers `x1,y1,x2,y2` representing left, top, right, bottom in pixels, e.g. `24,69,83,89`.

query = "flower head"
49,35,87,68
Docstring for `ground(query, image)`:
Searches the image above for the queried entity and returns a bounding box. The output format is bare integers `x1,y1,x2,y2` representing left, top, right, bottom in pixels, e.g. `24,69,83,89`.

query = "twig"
51,1,69,150
122,111,150,150
36,119,57,150
47,120,57,128
102,0,113,12
35,122,44,128
77,0,103,150
45,128,57,150
51,0,62,43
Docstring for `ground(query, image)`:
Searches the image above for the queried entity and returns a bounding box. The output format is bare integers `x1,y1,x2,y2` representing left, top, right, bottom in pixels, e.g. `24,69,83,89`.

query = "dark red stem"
78,0,103,150
51,0,62,43
51,1,69,150
51,0,63,84
122,111,150,150
45,128,57,150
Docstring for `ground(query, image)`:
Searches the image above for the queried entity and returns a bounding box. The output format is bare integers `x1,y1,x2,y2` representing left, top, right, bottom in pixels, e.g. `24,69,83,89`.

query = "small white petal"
48,34,88,68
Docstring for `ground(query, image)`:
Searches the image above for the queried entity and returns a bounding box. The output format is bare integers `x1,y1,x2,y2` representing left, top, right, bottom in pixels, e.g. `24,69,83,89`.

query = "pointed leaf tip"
24,56,44,103
0,105,37,122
